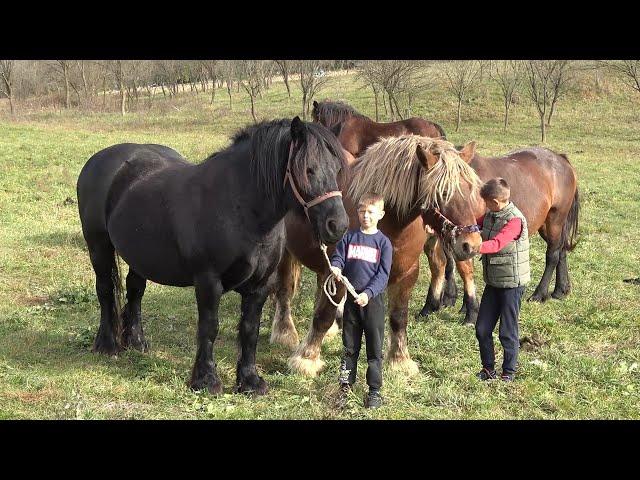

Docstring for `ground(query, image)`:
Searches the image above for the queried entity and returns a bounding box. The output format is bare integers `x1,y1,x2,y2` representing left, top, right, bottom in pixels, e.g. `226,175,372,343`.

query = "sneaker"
500,372,515,382
335,383,351,409
364,390,383,409
476,368,497,380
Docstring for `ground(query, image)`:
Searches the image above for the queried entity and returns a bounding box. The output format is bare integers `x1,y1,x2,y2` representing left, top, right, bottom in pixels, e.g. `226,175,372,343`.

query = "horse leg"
552,249,571,299
236,288,270,395
288,273,345,377
442,250,458,308
88,236,122,356
387,263,420,375
189,273,224,395
456,259,479,326
270,250,301,349
121,269,148,352
416,235,446,319
529,224,562,302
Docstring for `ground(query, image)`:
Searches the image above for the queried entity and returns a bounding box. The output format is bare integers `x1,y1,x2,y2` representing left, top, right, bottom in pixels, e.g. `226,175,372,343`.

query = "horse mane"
215,118,347,203
348,136,482,217
314,100,371,129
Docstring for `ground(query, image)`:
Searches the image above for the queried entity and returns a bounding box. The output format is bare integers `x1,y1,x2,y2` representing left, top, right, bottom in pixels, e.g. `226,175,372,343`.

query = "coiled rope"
319,243,359,307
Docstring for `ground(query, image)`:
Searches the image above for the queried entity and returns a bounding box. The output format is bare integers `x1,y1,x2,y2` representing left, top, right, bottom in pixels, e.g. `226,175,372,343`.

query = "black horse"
77,117,349,395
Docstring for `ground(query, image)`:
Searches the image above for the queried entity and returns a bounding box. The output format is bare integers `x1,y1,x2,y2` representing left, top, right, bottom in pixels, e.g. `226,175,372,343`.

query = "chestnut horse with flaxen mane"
271,136,482,376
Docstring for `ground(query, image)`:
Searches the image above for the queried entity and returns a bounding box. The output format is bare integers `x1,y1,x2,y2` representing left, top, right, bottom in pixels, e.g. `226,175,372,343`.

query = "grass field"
1,68,639,419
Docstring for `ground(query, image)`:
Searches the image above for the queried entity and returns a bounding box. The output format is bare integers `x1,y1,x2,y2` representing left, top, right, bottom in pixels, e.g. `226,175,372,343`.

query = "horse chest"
221,240,283,292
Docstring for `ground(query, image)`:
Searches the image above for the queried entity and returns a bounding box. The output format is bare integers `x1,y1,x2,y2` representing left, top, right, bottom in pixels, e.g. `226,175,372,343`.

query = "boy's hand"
330,266,343,282
355,292,369,306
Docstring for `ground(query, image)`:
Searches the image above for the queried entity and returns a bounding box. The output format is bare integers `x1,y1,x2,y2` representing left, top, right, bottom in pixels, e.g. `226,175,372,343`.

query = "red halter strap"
283,142,343,220
423,207,480,242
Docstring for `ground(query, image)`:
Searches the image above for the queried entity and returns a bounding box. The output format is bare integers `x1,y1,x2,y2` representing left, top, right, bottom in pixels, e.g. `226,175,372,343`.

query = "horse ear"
459,141,477,164
291,116,305,141
416,144,439,170
313,100,318,108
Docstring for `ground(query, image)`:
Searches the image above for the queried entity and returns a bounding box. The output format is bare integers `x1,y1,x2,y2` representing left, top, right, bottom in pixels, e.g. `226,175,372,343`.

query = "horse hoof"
270,328,300,350
415,307,434,319
288,353,324,377
190,376,224,396
528,293,549,303
123,332,149,352
92,332,121,356
236,375,269,396
551,289,570,300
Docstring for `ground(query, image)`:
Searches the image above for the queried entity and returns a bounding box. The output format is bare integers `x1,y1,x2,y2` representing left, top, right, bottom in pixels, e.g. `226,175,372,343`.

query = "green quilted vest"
481,202,530,288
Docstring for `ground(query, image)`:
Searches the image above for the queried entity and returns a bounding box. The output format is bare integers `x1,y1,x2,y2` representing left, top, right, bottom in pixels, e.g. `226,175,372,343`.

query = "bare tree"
523,60,575,141
441,60,482,132
274,60,291,100
601,60,640,95
295,60,330,120
356,61,381,120
524,60,556,143
238,60,264,122
200,60,219,104
220,60,236,110
490,60,524,131
49,60,72,108
357,61,430,121
546,60,575,126
0,60,15,115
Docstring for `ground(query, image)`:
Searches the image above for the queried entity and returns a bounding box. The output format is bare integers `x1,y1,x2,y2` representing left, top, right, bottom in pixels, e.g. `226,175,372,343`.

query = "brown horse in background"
271,137,483,376
312,100,447,156
418,146,580,326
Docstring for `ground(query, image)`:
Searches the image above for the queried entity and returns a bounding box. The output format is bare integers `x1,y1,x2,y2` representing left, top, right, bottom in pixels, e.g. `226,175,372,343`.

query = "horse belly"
108,201,192,287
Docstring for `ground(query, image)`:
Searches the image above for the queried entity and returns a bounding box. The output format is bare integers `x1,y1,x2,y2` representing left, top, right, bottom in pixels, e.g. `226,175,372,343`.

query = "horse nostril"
462,242,471,254
326,219,338,235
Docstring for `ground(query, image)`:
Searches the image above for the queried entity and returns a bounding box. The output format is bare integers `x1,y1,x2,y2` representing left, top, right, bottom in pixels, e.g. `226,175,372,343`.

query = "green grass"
1,69,639,419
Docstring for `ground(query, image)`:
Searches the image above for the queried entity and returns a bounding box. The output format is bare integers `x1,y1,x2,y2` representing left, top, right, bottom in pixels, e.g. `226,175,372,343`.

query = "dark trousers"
475,284,525,375
339,293,385,391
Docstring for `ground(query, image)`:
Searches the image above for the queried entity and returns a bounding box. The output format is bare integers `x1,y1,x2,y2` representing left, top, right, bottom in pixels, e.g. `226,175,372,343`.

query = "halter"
283,142,343,221
422,207,480,250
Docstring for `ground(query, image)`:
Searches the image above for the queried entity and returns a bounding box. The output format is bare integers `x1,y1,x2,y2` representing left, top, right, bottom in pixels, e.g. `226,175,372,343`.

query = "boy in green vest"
475,178,530,382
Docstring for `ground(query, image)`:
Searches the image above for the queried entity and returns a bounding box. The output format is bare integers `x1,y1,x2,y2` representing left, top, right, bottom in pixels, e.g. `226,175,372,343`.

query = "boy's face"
357,201,385,229
484,197,509,212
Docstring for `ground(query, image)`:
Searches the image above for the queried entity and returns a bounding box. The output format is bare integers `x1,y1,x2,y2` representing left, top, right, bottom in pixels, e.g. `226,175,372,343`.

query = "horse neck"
202,144,290,234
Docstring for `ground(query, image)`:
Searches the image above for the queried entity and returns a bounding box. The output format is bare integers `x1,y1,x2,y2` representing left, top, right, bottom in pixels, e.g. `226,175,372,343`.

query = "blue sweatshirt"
330,229,393,300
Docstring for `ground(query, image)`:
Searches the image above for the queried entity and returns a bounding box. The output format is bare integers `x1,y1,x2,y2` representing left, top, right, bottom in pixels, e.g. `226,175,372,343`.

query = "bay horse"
418,146,580,325
271,136,483,376
76,117,349,395
312,100,447,156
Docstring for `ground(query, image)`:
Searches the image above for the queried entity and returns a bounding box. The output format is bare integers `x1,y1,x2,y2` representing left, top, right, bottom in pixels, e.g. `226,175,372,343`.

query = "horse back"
471,147,577,232
77,143,185,238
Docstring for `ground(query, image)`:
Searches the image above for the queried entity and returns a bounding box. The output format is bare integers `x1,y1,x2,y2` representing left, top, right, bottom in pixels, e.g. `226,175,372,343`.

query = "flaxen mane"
348,136,481,216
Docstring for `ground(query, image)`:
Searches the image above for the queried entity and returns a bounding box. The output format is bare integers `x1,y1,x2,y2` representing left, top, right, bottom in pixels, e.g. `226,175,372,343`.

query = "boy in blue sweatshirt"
330,193,393,409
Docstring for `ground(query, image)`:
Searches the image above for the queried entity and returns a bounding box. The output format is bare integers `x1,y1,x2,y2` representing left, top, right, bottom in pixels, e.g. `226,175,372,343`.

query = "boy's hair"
358,192,385,209
480,178,510,202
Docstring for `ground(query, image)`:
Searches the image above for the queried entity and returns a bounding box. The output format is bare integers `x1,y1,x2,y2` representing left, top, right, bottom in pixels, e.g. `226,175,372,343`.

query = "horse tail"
562,184,580,252
290,255,302,298
111,250,125,339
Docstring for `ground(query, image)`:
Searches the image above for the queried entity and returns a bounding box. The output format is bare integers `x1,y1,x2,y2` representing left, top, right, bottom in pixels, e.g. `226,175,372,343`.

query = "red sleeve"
479,218,522,254
476,214,485,227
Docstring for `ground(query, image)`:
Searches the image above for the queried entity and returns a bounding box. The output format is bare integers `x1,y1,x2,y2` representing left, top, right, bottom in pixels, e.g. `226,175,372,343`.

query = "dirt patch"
1,387,57,404
17,294,50,307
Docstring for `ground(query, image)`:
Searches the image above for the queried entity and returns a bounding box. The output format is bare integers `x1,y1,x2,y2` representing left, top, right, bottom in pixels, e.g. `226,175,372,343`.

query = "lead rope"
319,243,359,307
